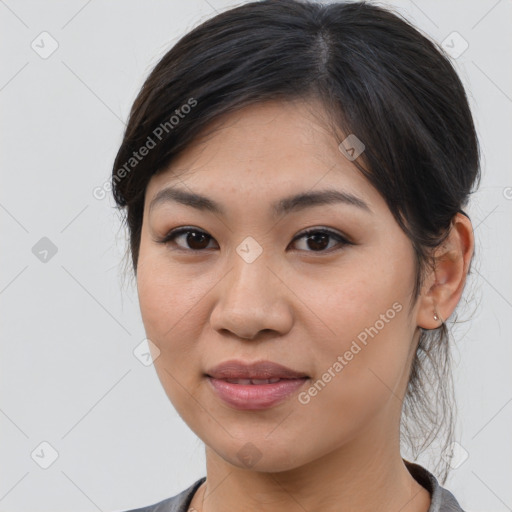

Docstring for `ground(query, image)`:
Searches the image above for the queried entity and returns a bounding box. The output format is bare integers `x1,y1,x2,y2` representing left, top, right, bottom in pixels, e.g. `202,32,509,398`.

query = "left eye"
290,228,350,252
157,227,351,253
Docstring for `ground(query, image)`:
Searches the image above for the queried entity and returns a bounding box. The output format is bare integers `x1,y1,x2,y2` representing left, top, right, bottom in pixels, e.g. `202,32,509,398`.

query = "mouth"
204,359,310,410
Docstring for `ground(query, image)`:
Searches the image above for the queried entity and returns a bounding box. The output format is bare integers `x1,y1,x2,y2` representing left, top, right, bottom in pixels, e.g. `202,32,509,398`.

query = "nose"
209,250,293,341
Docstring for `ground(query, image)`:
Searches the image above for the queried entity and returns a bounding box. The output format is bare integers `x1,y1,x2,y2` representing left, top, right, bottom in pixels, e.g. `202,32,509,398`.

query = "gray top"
122,461,464,512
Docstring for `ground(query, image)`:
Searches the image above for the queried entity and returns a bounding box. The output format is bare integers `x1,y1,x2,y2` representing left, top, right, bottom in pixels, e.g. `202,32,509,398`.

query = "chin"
205,435,311,474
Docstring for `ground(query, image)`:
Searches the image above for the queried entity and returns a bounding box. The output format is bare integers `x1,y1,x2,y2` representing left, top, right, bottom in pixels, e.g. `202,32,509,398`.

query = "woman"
112,1,479,510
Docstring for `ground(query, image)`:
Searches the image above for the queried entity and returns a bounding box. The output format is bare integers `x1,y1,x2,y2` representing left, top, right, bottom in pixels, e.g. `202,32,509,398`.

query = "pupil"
188,231,209,249
308,233,328,251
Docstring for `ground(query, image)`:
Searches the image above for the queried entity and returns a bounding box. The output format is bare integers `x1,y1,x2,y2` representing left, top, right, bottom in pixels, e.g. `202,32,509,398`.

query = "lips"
205,359,309,380
205,360,310,409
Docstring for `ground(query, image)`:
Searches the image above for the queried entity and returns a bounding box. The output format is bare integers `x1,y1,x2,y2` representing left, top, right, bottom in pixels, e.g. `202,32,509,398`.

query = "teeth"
251,378,281,384
224,378,282,384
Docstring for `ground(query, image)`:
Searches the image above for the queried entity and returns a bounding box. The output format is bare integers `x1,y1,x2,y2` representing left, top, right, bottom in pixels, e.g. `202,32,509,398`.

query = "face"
136,99,422,472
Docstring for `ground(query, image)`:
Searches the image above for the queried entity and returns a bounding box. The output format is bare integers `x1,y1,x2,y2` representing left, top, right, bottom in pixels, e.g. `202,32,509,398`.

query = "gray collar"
404,460,466,512
124,461,465,512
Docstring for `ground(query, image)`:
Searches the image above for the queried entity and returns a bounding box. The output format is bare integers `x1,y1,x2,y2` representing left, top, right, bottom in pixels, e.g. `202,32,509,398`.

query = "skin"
136,98,474,512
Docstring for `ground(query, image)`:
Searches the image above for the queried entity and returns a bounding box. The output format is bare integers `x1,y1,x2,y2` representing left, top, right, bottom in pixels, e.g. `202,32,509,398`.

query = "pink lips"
205,359,309,410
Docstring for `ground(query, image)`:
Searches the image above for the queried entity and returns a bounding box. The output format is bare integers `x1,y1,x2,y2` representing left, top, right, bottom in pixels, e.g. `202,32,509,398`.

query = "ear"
416,212,474,329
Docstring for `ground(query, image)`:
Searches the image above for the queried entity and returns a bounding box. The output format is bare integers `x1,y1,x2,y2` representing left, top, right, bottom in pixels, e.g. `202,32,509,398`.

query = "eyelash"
156,226,352,254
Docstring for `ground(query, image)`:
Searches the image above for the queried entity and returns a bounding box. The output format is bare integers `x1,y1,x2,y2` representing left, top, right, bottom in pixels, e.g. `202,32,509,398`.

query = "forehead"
144,99,382,213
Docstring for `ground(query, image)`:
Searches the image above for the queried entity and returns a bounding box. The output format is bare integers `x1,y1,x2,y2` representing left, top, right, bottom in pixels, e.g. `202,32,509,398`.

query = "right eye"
156,227,218,252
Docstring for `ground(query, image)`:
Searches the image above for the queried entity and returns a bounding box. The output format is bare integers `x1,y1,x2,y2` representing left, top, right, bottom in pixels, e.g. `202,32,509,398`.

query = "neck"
192,421,431,512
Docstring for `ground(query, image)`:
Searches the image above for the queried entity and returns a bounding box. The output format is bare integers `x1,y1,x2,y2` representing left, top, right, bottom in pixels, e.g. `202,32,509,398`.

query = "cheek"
300,251,415,421
310,254,411,350
297,302,413,444
136,254,209,413
136,249,206,345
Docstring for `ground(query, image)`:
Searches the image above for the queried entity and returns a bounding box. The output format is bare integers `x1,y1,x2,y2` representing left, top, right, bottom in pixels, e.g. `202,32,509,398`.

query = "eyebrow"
149,186,372,217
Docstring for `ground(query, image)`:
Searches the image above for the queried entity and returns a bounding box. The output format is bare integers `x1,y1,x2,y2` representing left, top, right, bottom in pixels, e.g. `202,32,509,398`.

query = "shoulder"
404,460,466,512
120,476,206,512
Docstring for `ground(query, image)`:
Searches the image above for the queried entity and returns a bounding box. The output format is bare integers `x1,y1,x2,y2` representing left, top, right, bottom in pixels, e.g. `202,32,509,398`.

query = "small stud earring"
433,312,439,321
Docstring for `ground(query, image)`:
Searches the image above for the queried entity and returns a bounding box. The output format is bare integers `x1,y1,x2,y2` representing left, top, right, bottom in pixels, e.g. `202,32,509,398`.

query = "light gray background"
1,1,511,511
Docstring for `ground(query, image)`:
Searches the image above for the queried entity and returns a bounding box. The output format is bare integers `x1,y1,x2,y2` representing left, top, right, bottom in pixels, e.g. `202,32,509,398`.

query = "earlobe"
416,212,474,330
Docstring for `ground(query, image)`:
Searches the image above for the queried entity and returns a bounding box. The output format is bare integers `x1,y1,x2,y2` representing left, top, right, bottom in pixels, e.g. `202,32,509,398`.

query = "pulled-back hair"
111,0,480,483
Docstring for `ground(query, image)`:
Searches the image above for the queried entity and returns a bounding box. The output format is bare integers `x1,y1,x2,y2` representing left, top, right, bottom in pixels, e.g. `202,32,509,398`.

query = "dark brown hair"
111,0,480,483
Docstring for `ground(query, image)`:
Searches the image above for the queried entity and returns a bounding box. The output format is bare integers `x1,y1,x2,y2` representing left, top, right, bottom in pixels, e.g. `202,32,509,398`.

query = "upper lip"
206,360,309,380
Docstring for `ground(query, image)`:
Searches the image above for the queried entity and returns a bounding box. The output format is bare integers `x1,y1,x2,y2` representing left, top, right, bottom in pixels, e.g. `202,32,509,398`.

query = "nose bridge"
226,239,276,311
210,238,292,339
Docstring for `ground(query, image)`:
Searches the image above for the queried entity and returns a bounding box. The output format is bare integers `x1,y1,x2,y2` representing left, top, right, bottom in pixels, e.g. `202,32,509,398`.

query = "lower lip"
207,377,308,410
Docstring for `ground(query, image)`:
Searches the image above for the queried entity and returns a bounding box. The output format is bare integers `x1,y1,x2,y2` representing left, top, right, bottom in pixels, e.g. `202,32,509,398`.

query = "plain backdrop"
1,1,511,511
